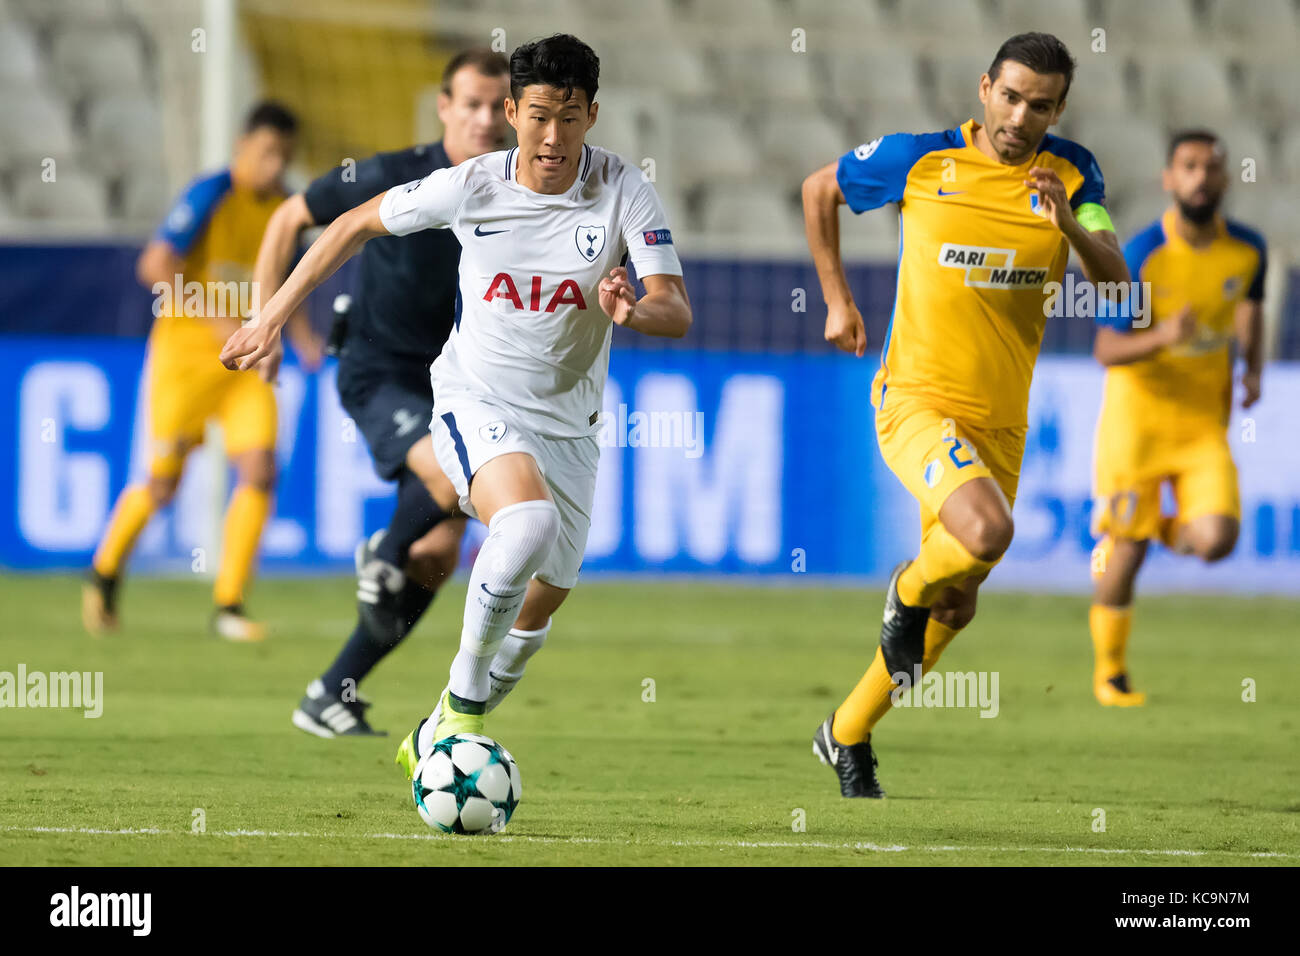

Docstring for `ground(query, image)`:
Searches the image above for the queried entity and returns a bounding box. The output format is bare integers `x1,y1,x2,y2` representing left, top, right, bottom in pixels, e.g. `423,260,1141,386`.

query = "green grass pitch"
1,574,1296,866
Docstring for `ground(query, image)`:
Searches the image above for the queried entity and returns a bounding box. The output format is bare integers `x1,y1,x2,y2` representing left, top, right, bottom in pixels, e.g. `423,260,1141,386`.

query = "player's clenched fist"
220,322,281,373
598,266,638,326
824,299,867,357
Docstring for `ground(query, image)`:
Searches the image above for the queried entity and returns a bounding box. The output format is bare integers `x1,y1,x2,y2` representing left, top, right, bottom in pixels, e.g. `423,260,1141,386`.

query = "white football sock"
447,499,559,706
487,618,552,713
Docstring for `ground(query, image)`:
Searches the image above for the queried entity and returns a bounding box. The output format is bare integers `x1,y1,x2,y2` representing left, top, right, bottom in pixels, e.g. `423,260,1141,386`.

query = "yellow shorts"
1093,430,1240,540
875,393,1027,539
145,321,277,477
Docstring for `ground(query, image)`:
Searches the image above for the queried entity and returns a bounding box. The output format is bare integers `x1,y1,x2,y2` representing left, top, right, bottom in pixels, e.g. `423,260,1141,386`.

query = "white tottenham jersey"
378,143,683,438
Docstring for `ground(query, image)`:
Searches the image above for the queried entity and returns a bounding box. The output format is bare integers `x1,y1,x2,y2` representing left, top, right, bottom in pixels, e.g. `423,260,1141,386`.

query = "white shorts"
430,392,599,590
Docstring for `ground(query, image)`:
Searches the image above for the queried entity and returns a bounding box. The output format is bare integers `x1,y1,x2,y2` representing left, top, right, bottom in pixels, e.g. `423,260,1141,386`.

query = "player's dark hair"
1166,128,1223,165
988,32,1076,102
509,33,599,108
441,47,509,94
244,100,298,137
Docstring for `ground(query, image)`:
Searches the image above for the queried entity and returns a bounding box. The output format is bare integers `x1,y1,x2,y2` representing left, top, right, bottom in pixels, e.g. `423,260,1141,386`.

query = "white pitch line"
0,825,1292,859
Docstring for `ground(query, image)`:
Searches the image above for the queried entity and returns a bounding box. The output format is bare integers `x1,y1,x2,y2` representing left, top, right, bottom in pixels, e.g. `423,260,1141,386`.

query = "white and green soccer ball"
412,733,521,835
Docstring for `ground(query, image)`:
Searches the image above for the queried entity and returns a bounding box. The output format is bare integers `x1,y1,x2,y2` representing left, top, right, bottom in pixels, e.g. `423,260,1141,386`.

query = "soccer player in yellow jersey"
1089,130,1266,706
803,33,1129,797
83,102,322,641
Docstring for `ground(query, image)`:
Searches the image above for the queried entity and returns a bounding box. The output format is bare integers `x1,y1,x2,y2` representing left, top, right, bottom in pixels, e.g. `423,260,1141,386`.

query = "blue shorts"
336,355,433,482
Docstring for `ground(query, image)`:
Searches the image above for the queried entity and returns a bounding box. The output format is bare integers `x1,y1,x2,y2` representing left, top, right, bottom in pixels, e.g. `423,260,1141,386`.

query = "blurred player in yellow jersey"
83,102,322,641
1089,130,1267,706
803,33,1130,797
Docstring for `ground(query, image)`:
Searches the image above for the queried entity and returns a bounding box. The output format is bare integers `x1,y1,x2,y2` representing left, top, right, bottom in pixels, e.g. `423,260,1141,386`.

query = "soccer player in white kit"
220,34,692,772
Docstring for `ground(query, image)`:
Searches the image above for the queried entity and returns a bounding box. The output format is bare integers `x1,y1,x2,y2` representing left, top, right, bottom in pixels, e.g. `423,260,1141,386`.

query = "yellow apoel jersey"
144,167,285,472
1097,208,1267,440
152,167,285,344
838,118,1108,428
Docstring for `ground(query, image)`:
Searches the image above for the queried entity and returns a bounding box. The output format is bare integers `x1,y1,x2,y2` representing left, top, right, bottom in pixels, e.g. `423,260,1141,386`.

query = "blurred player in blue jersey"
1089,130,1267,706
249,50,510,737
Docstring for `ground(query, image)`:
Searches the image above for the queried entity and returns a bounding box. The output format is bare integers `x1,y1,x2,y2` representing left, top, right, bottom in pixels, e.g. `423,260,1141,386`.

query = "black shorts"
336,354,434,482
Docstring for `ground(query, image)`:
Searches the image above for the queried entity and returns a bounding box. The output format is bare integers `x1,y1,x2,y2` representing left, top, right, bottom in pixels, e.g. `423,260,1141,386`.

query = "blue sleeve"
155,169,232,255
1041,135,1106,210
303,152,400,225
835,133,924,214
1225,220,1267,302
1069,148,1106,210
1096,222,1163,331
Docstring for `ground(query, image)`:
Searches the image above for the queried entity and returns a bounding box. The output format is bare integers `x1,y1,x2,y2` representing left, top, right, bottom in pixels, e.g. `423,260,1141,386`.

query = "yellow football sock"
897,523,994,607
831,647,894,745
921,618,961,673
213,485,271,607
1090,604,1132,684
92,484,157,577
832,618,965,744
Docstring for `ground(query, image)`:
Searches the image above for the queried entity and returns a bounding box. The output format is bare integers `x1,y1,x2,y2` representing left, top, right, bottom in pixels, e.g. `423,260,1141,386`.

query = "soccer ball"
412,733,522,835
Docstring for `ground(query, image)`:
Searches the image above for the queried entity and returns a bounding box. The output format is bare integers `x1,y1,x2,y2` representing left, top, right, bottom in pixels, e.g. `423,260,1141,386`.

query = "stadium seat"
0,85,77,170
928,51,1000,128
50,27,149,99
699,182,801,237
12,168,109,223
1109,183,1168,242
9,0,123,27
585,85,649,162
821,48,927,114
1075,117,1168,192
712,45,821,104
898,0,999,43
1097,0,1200,46
1148,57,1235,127
120,168,172,225
600,42,711,97
1000,0,1091,39
1207,0,1297,49
1244,61,1300,127
757,110,847,181
669,103,761,187
1209,123,1273,177
787,0,887,32
85,95,164,176
0,21,44,86
1064,55,1134,119
1278,127,1300,183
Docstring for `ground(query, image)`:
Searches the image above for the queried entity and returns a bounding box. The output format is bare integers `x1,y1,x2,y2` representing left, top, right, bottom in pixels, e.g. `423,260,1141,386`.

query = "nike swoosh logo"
824,727,839,763
480,582,523,600
937,188,966,197
474,224,509,236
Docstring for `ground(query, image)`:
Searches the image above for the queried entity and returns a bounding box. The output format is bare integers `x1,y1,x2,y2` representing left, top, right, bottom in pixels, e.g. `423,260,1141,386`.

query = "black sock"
374,468,446,568
320,581,437,696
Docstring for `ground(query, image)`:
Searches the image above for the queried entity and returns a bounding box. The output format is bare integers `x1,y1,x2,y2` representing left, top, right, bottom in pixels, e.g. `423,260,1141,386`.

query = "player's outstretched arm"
221,192,389,372
598,269,691,338
248,194,324,381
802,161,866,357
1234,299,1264,407
1093,305,1196,366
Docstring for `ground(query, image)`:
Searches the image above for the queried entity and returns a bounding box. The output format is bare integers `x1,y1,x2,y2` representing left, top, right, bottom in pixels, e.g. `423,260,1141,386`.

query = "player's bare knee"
237,453,277,492
966,513,1014,563
931,599,976,631
147,475,179,507
1197,532,1237,563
